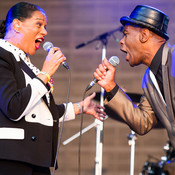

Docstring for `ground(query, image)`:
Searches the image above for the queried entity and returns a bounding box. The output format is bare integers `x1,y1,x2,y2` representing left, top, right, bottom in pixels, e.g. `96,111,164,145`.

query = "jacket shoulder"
0,47,15,60
0,47,18,69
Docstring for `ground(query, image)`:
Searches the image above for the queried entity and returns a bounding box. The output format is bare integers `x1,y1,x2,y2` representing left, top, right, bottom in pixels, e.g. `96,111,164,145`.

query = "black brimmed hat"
120,5,169,40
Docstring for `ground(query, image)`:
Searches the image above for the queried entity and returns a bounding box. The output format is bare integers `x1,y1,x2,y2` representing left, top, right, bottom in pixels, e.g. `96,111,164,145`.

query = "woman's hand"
38,47,66,83
74,92,106,121
43,47,66,76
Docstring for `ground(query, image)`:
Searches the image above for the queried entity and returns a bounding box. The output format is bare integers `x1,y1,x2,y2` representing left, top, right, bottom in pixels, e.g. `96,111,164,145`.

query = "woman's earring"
15,24,19,33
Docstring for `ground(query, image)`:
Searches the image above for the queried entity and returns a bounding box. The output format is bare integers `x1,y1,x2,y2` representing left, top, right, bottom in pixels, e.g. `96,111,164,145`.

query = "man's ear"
139,28,150,43
12,19,21,33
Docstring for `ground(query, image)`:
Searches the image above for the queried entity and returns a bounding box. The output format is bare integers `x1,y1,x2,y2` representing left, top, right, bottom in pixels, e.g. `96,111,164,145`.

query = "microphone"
43,41,69,69
85,56,120,91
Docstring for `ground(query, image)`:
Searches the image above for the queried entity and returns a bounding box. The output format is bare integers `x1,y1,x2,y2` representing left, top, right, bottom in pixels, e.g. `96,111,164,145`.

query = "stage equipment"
63,26,122,175
140,141,175,175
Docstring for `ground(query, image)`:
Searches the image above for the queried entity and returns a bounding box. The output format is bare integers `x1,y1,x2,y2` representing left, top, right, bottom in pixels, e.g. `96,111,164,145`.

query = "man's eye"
123,32,127,36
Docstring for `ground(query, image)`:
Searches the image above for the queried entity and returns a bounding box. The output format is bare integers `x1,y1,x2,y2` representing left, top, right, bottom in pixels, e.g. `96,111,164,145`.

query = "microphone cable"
78,88,89,175
77,56,119,175
52,66,71,175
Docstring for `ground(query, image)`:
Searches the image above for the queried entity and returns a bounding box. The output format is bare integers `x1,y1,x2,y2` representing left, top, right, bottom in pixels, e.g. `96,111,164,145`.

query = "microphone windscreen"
43,41,53,52
109,56,120,67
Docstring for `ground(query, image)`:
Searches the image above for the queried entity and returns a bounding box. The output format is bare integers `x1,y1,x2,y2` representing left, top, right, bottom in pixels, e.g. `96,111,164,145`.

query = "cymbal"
94,91,164,129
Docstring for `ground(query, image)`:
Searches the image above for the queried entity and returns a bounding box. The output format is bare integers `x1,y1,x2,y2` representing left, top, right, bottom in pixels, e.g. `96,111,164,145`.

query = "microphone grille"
109,56,120,67
43,41,53,52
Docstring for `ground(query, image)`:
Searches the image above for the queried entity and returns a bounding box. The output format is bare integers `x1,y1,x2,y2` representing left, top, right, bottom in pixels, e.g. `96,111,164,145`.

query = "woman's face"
15,10,48,55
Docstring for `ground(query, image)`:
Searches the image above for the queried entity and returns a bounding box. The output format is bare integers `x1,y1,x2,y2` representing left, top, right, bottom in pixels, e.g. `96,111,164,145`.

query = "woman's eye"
37,23,42,27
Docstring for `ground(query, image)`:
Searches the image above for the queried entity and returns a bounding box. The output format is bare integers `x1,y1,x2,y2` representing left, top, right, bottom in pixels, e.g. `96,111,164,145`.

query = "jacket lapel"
149,70,166,105
18,58,49,107
18,58,36,79
146,70,167,117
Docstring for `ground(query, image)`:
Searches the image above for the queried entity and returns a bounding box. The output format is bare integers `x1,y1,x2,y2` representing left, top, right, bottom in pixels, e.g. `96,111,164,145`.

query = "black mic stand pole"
75,26,123,49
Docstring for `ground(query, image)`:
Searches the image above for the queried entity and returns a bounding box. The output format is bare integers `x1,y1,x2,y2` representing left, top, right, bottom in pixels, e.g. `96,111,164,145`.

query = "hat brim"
120,16,169,40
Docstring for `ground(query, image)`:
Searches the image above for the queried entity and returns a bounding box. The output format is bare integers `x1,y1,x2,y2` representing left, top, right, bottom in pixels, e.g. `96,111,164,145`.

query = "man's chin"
129,63,134,67
129,62,141,67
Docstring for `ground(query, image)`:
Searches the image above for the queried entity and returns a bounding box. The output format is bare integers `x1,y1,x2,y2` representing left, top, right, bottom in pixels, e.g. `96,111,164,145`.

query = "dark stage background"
1,0,175,174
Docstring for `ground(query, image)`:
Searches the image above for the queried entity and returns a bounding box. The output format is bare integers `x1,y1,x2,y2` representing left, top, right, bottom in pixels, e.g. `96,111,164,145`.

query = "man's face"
120,25,144,67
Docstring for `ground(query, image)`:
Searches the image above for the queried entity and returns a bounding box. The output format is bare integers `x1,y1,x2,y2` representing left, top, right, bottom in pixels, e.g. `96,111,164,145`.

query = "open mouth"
120,49,127,54
35,38,44,49
120,49,129,61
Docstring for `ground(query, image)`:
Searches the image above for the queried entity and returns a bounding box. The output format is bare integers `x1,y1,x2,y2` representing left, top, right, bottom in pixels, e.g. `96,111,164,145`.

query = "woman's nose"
41,27,47,36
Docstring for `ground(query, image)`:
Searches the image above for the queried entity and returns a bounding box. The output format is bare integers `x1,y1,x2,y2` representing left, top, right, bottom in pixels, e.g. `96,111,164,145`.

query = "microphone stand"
63,27,122,175
128,130,137,175
94,42,106,175
75,26,123,49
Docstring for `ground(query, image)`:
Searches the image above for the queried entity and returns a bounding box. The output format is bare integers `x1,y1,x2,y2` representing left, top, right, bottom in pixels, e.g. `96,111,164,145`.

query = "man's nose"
120,37,124,45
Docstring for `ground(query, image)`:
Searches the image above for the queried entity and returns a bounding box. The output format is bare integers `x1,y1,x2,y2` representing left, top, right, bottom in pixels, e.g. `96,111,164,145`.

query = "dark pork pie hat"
120,5,169,40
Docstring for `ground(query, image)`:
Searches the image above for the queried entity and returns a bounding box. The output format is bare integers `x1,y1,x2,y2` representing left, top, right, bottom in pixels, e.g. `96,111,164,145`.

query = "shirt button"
31,114,36,118
31,136,36,141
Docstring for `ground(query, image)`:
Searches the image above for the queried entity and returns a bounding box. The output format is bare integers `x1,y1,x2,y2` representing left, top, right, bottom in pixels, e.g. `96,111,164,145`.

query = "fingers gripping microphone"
43,41,69,69
85,56,120,91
